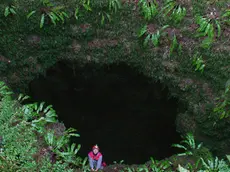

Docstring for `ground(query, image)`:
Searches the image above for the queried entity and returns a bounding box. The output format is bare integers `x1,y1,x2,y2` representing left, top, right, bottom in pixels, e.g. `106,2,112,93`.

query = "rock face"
0,0,230,161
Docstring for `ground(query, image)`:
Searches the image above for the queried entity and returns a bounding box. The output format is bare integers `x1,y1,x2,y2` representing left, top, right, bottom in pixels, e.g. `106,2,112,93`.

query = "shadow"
26,61,182,164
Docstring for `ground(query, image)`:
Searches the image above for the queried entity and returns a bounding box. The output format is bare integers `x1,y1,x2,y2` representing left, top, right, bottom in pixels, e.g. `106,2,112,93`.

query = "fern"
0,81,13,97
0,96,15,125
138,0,158,21
109,0,121,13
44,128,81,166
0,81,87,171
4,5,16,17
27,0,68,28
178,164,189,172
161,0,186,24
98,11,111,25
199,157,229,172
192,53,205,73
172,133,203,156
195,11,222,48
138,24,169,47
214,83,230,119
81,0,92,12
0,82,14,125
170,34,182,56
221,9,230,25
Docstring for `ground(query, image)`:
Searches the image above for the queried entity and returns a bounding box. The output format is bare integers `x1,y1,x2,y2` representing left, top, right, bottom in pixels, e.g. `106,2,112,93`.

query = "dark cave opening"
27,61,182,164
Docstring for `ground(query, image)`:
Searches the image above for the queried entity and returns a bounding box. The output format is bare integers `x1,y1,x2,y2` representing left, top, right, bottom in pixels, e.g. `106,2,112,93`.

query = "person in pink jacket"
88,145,106,171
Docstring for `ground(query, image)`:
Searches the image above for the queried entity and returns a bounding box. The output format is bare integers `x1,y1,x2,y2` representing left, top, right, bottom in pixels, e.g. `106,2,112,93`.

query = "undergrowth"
0,82,229,171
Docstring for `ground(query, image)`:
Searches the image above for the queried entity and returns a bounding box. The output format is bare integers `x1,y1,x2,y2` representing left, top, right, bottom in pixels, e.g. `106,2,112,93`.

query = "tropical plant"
44,129,81,166
113,159,124,164
4,4,16,17
0,82,14,125
109,0,121,14
192,53,205,73
161,0,186,24
138,0,158,21
195,11,221,48
98,10,112,25
0,83,37,171
81,0,92,11
0,81,13,97
0,81,86,171
61,143,81,163
172,133,203,156
177,164,190,172
123,158,171,172
199,157,229,172
74,0,92,20
27,0,68,28
195,5,230,48
214,83,230,119
124,165,149,172
169,34,182,56
96,0,121,25
226,155,230,162
138,24,169,47
19,102,57,133
222,8,230,25
148,158,172,172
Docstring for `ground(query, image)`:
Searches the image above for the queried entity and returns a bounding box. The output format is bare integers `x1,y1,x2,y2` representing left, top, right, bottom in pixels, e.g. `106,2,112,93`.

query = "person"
88,145,105,171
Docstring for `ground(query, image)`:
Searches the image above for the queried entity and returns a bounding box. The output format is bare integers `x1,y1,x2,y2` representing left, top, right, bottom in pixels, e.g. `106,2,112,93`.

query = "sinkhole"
26,61,183,164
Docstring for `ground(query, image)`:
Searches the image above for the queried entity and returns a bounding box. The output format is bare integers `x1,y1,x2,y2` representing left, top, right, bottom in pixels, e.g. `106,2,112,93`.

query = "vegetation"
214,82,230,119
0,81,88,171
0,81,230,171
27,0,69,28
0,0,230,171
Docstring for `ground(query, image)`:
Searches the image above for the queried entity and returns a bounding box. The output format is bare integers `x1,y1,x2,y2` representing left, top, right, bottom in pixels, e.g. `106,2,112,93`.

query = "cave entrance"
27,61,182,164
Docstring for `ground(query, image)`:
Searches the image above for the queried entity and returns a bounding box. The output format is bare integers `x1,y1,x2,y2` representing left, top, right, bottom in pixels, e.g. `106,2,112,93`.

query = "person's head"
92,145,99,154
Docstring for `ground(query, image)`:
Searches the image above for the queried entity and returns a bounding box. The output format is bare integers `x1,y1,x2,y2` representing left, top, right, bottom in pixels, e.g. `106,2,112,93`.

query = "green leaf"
144,34,150,47
197,142,203,149
172,144,187,150
69,133,80,137
151,34,158,46
39,102,45,112
215,20,221,37
44,105,53,113
178,164,189,172
222,10,230,17
138,25,147,37
75,7,79,20
45,117,57,123
204,23,211,35
9,8,16,15
62,12,68,18
27,11,36,19
40,14,45,28
160,25,169,32
4,7,9,17
226,155,230,162
48,13,56,25
58,13,65,23
101,14,105,25
45,110,56,118
83,3,92,11
170,34,178,55
220,111,226,119
201,37,213,49
105,13,111,22
74,144,81,154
